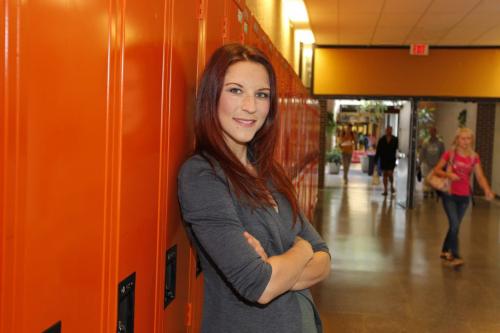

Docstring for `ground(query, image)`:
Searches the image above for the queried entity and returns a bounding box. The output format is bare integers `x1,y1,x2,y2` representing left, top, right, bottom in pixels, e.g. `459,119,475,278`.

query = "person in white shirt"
419,127,445,198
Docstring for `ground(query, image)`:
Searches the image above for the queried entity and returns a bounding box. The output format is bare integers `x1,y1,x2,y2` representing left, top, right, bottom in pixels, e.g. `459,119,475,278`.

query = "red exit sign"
410,44,429,56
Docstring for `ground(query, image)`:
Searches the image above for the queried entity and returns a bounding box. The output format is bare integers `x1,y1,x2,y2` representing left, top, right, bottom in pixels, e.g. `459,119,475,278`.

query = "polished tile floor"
311,165,500,333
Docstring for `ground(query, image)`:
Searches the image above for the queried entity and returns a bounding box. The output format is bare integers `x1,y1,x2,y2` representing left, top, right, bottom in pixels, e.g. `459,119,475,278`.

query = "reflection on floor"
312,165,500,333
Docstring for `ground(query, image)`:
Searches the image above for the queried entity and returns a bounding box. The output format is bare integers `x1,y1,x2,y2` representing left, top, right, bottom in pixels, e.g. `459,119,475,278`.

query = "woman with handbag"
432,128,495,267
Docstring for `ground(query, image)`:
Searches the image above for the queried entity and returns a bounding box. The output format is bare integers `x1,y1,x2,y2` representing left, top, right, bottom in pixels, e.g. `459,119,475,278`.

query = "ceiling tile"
304,0,500,46
472,23,500,45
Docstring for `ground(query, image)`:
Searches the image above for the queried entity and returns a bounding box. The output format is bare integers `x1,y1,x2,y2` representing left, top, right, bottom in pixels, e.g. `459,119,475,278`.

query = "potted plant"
326,149,342,174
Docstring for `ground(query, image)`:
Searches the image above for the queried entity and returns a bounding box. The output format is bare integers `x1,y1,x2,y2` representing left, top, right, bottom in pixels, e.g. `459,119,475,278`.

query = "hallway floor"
311,165,500,333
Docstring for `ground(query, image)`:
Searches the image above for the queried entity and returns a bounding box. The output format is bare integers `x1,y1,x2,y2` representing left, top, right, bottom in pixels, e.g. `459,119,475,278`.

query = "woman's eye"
229,87,242,94
256,92,270,99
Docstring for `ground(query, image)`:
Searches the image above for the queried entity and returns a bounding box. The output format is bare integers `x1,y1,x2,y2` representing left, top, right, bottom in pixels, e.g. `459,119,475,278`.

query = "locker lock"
117,272,136,333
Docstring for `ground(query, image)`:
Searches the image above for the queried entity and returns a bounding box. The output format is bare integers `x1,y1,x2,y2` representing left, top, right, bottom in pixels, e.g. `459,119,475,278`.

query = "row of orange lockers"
281,100,320,218
0,0,320,332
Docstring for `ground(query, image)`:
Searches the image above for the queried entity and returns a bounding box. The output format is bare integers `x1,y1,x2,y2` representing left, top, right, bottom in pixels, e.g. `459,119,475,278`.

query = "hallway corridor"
311,166,500,333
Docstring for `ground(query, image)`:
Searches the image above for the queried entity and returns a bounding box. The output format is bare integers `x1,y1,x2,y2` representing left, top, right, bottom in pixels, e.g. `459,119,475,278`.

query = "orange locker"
225,0,246,44
282,96,292,173
241,4,251,44
117,0,173,331
249,17,267,54
3,1,113,331
247,14,261,48
258,32,273,59
161,1,200,332
203,0,226,64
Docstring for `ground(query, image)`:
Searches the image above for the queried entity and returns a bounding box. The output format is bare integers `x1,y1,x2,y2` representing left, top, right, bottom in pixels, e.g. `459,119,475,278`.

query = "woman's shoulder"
443,149,454,158
179,154,218,179
178,153,224,181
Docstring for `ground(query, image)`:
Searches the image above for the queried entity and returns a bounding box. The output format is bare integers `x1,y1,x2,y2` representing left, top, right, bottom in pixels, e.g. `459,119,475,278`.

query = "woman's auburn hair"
194,43,299,223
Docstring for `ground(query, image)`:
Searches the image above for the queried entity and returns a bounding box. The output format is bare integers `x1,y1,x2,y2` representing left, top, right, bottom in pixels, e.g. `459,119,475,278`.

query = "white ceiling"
304,0,500,45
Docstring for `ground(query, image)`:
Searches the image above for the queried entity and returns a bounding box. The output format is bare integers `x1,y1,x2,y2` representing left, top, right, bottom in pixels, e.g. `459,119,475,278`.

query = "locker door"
247,15,261,48
117,0,168,331
162,0,200,332
225,0,245,43
241,5,250,44
1,1,113,332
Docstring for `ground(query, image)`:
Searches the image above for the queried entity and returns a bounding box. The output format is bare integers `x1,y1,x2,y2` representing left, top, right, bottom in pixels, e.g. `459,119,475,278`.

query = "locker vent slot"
42,321,61,333
164,245,177,308
117,272,136,333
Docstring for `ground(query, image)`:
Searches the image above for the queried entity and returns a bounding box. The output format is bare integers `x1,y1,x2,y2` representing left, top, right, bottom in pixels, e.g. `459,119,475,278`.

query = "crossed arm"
243,231,331,304
179,158,331,306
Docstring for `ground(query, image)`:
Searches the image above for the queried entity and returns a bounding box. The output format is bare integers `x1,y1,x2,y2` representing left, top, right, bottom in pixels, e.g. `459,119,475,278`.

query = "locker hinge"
186,302,193,327
198,0,204,20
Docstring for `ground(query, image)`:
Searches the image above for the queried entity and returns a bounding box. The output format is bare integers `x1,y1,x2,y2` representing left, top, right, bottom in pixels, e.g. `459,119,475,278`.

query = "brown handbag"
425,170,450,192
425,150,455,192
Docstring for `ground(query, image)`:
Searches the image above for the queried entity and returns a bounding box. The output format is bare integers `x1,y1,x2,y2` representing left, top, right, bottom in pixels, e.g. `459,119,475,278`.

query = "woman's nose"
242,94,257,113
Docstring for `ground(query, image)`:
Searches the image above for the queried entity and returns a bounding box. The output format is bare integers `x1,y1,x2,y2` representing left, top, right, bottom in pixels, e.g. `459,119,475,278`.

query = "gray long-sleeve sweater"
178,154,330,333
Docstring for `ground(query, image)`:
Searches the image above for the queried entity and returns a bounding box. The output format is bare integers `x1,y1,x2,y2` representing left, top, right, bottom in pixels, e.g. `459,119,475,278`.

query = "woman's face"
217,61,271,153
456,132,472,150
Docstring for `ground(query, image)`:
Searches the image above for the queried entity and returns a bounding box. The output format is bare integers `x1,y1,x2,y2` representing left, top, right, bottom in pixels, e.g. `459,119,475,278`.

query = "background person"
433,127,494,267
375,126,398,196
419,127,445,198
177,44,331,333
339,124,356,184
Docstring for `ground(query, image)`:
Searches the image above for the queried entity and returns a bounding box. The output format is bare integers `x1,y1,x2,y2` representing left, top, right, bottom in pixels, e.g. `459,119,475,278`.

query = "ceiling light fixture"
284,0,309,23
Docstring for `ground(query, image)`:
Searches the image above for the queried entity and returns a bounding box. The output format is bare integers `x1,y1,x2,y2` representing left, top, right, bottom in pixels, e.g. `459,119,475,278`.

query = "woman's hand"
473,162,494,201
485,190,495,201
257,235,314,304
294,236,314,258
243,231,268,261
446,172,460,181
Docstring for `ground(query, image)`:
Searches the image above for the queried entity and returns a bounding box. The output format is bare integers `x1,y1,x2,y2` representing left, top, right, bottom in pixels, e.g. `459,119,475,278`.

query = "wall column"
318,99,328,188
474,103,496,195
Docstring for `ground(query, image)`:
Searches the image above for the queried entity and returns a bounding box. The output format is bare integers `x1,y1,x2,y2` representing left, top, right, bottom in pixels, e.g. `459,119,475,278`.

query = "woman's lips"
233,118,256,127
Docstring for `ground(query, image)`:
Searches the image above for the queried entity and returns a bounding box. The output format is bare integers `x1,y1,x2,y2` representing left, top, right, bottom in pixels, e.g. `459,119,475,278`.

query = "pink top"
442,150,480,196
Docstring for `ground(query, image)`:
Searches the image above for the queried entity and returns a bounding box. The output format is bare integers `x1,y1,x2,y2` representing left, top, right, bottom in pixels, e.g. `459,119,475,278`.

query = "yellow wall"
246,0,294,65
314,48,500,98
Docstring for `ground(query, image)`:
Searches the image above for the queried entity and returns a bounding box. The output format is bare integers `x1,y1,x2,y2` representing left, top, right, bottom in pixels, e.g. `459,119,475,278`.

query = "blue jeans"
441,194,470,259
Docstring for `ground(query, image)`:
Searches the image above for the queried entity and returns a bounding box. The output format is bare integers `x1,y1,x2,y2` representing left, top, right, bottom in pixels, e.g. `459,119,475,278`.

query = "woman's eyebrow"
223,82,270,90
224,82,243,87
